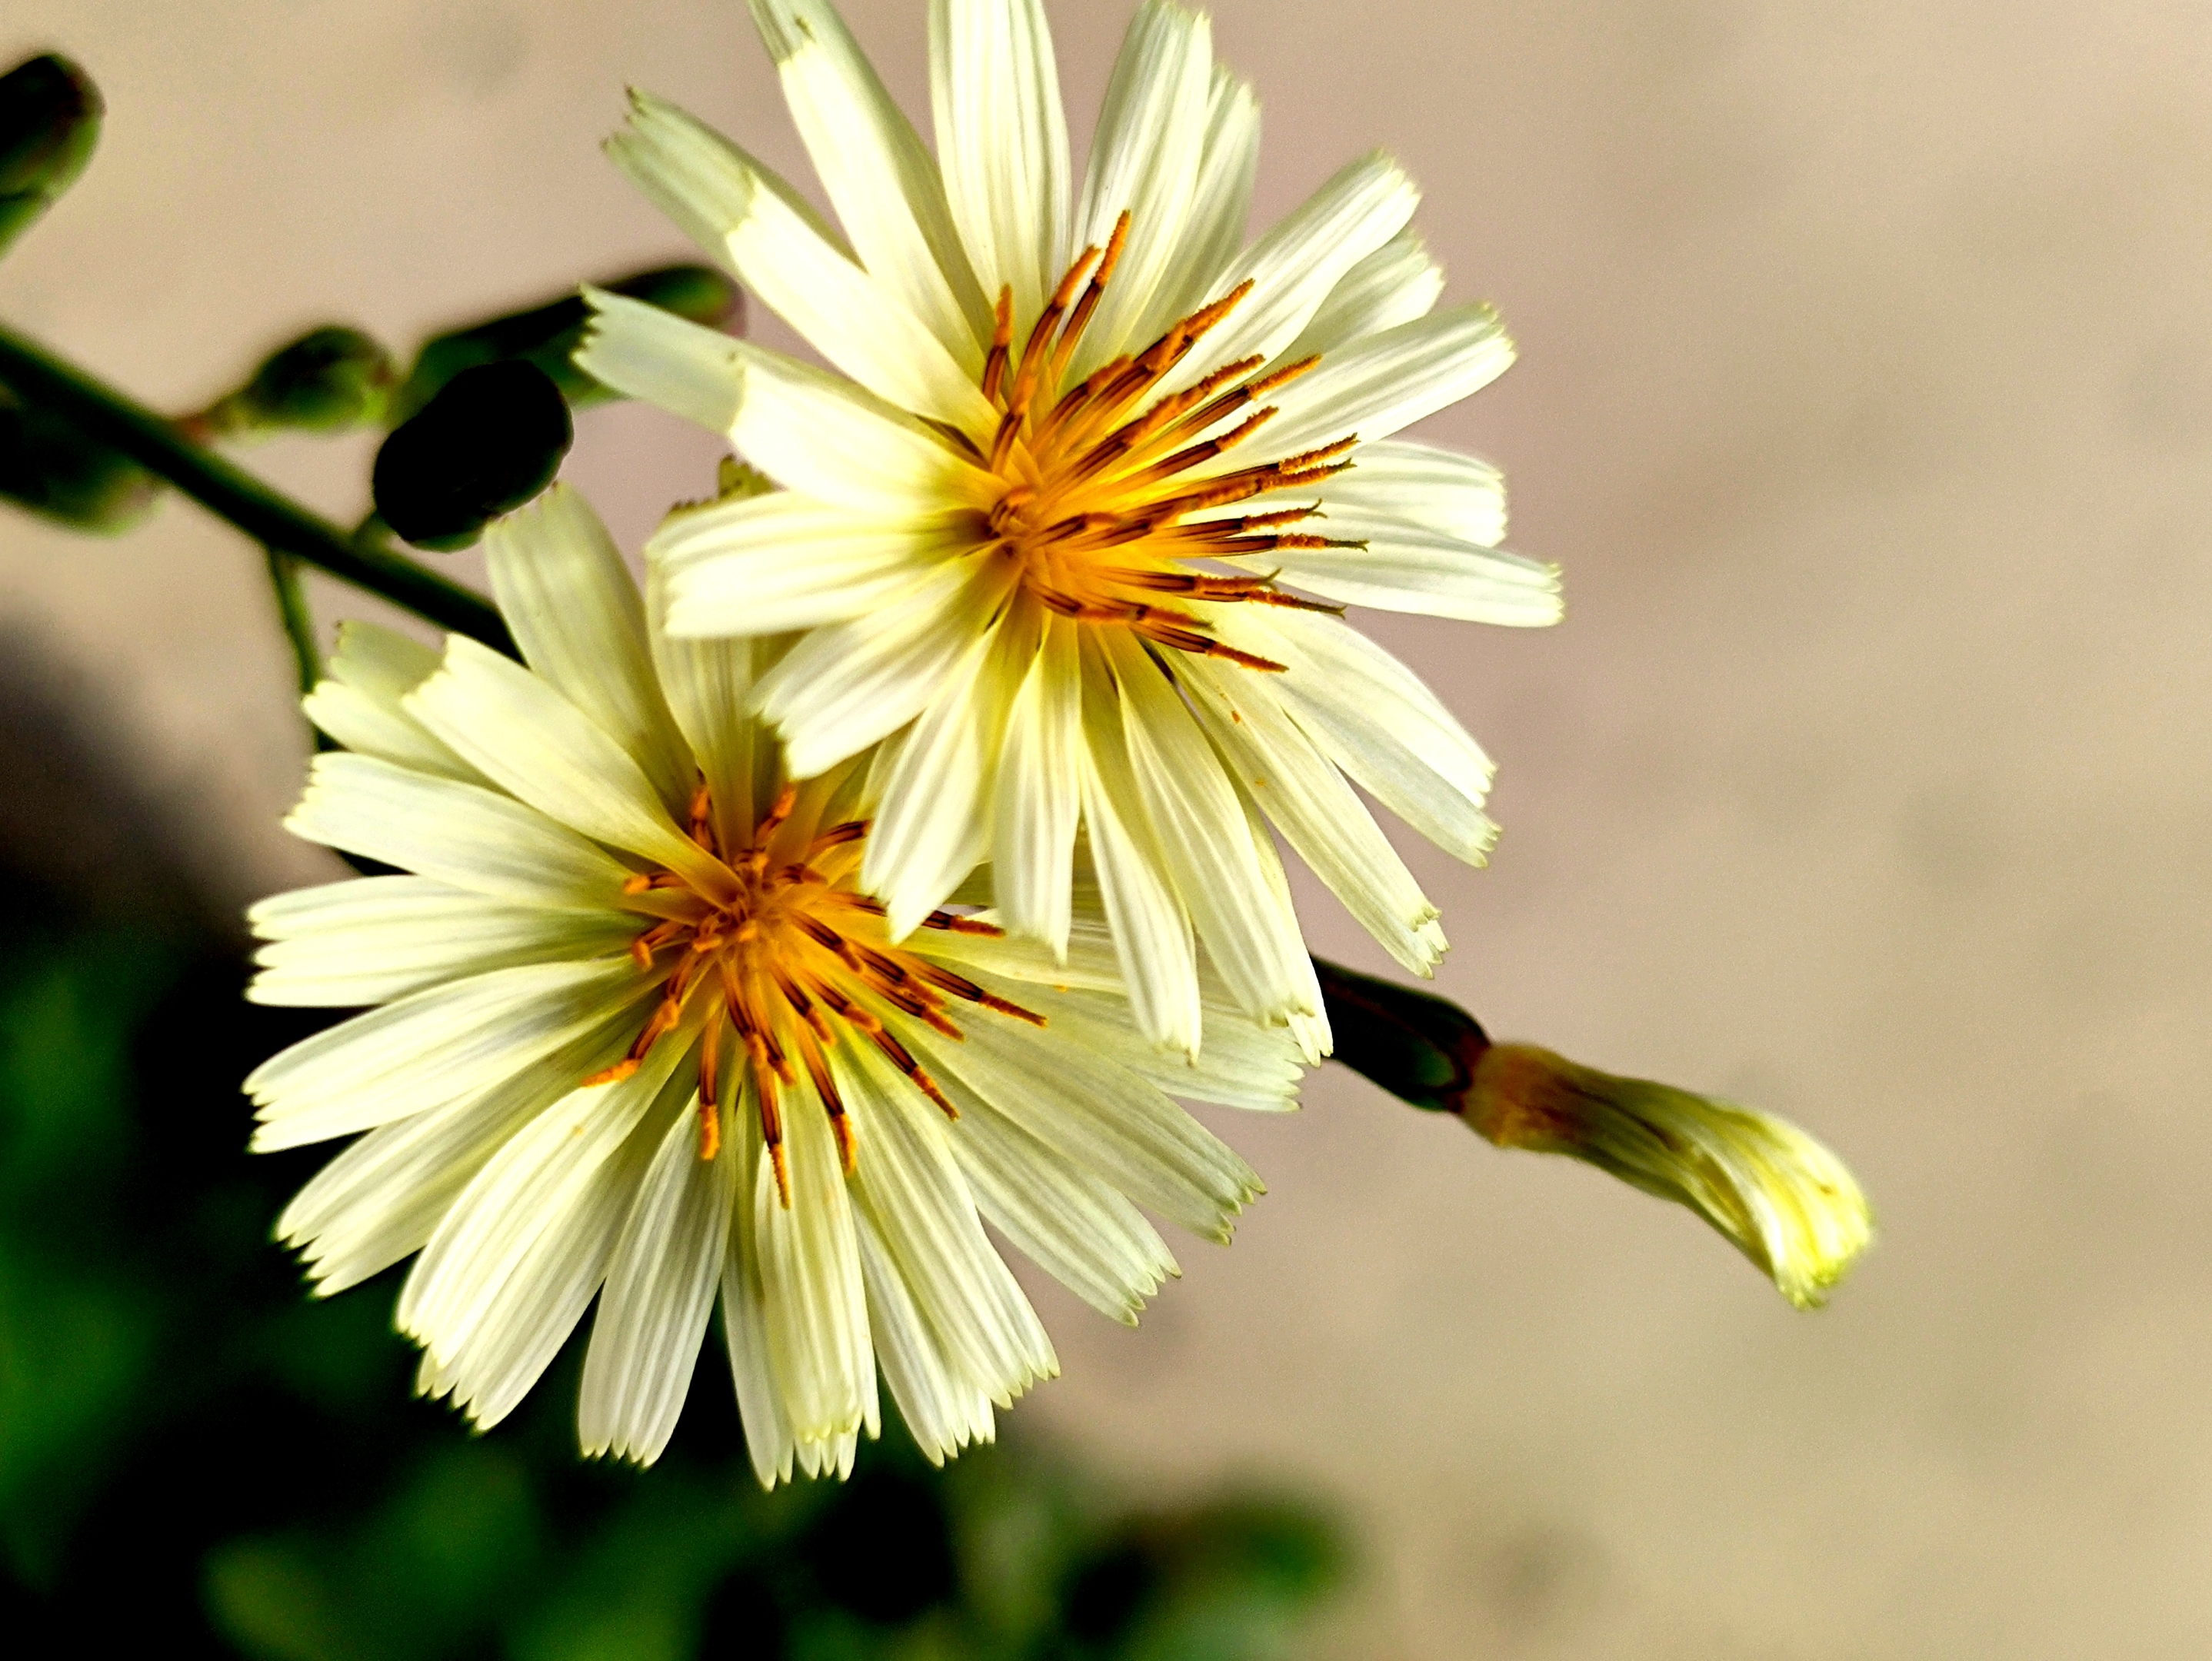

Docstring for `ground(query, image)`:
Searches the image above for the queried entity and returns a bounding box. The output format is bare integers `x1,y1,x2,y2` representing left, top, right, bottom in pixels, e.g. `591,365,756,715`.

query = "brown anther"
921,912,1004,936
1045,212,1129,388
981,285,1014,404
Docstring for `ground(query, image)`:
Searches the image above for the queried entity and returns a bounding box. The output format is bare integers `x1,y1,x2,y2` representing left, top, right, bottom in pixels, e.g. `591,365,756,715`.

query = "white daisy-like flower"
576,0,1561,1060
245,482,1300,1486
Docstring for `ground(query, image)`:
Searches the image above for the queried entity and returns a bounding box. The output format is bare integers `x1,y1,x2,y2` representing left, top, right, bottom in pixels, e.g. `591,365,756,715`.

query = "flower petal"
864,607,1027,937
1281,225,1444,362
645,567,771,853
398,1041,691,1375
944,1087,1176,1326
748,1068,874,1449
1257,528,1563,627
301,621,484,785
839,1038,1055,1410
248,875,638,1008
412,1062,687,1430
851,1200,993,1465
578,1089,739,1464
1219,609,1498,866
989,613,1081,958
1074,648,1201,1057
1178,655,1446,976
1106,632,1316,1030
753,0,993,368
1294,437,1508,548
930,0,1071,334
1164,149,1419,394
575,287,745,433
405,637,728,888
583,288,999,516
483,485,695,817
1066,1,1217,374
275,1015,635,1295
653,489,958,637
612,90,995,436
284,752,639,910
1151,66,1260,325
1218,303,1513,463
245,957,646,1151
909,1014,1261,1243
753,551,1013,780
721,1131,799,1488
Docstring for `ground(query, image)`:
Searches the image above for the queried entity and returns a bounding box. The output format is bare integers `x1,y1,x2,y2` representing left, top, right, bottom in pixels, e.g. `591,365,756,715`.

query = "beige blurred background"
7,0,2212,1653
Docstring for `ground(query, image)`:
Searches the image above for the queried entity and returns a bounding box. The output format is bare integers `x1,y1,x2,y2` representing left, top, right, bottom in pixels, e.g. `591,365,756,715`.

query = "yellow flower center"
588,782,1041,1202
964,213,1359,671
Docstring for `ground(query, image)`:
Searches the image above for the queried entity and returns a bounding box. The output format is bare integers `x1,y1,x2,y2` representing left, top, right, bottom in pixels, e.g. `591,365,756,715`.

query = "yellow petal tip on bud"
1464,1044,1874,1309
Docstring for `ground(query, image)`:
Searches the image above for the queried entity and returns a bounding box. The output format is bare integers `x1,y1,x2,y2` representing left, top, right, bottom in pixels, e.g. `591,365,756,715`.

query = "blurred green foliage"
0,701,1344,1658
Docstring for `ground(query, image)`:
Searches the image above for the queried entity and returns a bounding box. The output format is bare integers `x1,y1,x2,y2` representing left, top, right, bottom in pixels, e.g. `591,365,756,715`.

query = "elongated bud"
1315,958,1872,1307
390,264,741,423
186,327,397,441
0,384,157,531
0,54,101,258
371,361,571,551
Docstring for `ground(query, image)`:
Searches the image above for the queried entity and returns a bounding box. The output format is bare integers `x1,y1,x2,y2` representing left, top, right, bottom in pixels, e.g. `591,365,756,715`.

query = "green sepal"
371,361,571,551
389,264,740,424
0,55,102,261
1312,956,1488,1113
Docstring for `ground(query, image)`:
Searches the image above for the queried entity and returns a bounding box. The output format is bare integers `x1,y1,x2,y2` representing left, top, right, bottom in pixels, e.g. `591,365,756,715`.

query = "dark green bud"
391,264,741,424
1311,957,1489,1113
371,360,571,551
0,55,102,259
0,382,158,531
190,326,397,441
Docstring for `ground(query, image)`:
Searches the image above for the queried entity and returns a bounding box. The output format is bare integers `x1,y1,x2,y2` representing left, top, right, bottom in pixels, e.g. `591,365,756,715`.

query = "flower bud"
0,384,158,531
188,326,397,441
390,264,741,423
371,360,571,551
1315,958,1872,1307
0,54,101,258
1463,1044,1872,1308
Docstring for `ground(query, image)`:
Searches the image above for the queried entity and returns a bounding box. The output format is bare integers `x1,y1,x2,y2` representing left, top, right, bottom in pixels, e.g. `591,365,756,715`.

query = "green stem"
0,321,514,654
262,545,321,697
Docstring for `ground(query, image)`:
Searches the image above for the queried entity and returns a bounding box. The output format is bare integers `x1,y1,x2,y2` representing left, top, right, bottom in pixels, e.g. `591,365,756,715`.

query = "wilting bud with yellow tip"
1464,1044,1872,1308
1314,959,1872,1308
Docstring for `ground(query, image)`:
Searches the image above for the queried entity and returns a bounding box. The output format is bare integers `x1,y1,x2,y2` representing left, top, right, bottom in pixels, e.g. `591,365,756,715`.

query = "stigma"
960,213,1363,672
587,781,1042,1204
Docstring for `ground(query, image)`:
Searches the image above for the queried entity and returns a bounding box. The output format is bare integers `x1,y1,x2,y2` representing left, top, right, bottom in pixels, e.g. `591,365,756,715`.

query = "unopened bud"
0,54,101,258
1315,958,1872,1307
371,360,571,551
0,384,158,531
188,326,397,441
391,264,741,423
1464,1044,1871,1308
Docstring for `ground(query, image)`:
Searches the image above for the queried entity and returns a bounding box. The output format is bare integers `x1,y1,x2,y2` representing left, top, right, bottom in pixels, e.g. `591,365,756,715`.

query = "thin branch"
0,320,515,654
262,545,321,697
